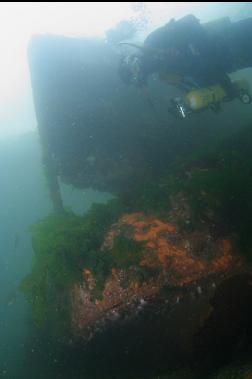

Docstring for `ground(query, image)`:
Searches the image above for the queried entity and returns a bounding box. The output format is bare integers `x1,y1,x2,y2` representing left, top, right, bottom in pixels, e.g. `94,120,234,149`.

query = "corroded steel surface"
71,212,242,339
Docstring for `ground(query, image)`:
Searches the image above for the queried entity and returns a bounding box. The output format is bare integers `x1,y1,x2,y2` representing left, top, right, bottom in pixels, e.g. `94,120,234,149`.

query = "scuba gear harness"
119,17,252,119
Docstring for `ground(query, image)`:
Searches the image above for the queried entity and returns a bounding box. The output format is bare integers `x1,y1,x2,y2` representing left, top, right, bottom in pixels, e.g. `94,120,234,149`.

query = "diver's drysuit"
138,15,252,96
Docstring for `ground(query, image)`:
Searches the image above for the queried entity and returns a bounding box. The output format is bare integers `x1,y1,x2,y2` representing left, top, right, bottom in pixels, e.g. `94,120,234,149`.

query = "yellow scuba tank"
185,79,250,112
185,85,226,111
169,79,251,119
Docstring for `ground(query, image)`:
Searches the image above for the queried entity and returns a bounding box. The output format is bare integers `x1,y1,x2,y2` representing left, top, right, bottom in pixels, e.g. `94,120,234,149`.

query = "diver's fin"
118,42,166,57
118,42,144,50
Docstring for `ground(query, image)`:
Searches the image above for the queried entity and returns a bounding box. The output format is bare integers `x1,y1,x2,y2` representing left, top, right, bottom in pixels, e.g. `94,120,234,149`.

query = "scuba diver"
118,14,252,118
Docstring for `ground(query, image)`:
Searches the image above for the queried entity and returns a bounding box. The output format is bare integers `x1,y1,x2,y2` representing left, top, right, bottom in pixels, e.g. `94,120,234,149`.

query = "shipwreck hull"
25,33,252,377
63,212,252,372
68,272,252,374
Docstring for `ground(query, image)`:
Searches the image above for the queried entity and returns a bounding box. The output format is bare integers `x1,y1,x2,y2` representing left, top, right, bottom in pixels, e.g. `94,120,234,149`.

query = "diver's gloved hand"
168,97,192,119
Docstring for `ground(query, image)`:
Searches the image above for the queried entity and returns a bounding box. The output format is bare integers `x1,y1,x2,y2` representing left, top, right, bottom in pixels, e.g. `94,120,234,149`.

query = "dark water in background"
2,4,252,379
0,133,111,378
0,133,50,378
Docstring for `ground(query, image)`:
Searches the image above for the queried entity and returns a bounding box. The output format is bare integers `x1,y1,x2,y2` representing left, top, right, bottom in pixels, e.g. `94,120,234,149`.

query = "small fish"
7,299,14,307
86,155,96,166
5,290,18,307
13,233,19,249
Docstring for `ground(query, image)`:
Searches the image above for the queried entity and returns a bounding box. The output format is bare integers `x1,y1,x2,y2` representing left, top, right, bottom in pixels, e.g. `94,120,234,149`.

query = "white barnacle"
139,298,147,306
184,240,190,249
110,310,120,321
197,286,202,295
